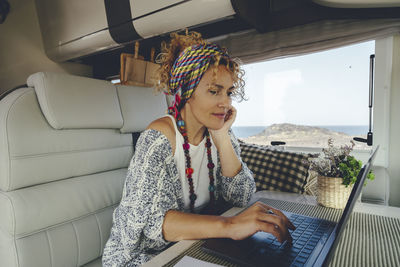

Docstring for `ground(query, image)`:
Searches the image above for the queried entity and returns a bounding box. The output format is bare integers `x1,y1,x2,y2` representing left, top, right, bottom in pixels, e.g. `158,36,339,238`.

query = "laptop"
202,146,379,267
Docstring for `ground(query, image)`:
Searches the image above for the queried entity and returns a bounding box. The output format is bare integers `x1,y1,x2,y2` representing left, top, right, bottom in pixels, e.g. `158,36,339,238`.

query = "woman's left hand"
209,106,237,144
209,106,241,176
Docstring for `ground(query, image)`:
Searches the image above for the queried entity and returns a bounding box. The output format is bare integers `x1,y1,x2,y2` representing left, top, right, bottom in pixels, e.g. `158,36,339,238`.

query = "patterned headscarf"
167,43,229,116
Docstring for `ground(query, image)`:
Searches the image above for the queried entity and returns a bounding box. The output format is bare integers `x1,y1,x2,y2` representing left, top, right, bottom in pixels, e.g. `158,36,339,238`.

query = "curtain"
214,19,400,63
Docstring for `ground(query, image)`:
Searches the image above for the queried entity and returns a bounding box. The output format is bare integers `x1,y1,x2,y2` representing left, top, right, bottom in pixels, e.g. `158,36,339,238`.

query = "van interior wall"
388,34,400,207
374,34,400,207
0,0,92,94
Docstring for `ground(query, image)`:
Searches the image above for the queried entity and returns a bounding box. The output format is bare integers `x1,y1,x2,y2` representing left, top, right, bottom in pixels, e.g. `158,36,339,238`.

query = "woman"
103,32,294,266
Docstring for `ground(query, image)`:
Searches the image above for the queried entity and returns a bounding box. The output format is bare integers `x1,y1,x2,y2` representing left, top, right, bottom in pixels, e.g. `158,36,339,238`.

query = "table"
143,191,400,267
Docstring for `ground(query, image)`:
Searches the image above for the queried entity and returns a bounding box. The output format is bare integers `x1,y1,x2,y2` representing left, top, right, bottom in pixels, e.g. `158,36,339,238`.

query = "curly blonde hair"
155,31,246,102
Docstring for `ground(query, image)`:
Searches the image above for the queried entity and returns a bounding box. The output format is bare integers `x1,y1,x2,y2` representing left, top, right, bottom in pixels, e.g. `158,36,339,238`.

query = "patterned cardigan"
102,129,255,266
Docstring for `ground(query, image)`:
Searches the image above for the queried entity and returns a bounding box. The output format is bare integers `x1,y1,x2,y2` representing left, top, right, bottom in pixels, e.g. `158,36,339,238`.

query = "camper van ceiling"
35,0,239,62
0,0,10,24
313,0,400,8
34,0,400,64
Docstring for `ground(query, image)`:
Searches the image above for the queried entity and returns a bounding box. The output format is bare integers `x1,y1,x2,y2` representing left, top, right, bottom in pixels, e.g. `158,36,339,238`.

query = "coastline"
233,124,369,149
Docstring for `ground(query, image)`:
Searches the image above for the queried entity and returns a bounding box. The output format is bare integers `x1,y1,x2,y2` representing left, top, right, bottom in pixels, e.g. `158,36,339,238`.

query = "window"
232,41,375,150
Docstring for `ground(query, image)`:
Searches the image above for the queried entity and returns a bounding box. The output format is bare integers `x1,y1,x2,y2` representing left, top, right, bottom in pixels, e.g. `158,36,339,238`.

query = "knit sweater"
102,129,255,266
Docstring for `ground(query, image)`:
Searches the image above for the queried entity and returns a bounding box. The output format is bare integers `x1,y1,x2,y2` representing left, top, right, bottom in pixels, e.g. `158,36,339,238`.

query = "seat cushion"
82,258,102,267
0,168,126,267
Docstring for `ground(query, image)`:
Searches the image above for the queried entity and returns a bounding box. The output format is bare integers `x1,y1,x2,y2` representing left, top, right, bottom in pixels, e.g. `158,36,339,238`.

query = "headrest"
117,85,167,133
27,72,123,129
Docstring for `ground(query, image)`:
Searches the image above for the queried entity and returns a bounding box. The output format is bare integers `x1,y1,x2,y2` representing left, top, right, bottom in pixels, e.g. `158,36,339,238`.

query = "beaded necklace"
175,112,216,213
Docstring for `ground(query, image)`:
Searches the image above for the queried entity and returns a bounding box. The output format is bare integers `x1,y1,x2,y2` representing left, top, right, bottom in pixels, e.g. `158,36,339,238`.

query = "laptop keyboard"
247,213,335,267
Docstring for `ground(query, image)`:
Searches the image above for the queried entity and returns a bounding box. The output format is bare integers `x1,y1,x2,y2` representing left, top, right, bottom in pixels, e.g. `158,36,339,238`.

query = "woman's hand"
208,106,242,177
209,106,237,145
224,202,295,244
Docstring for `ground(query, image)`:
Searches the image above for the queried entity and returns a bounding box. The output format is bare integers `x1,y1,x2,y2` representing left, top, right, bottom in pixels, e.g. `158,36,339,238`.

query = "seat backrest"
0,72,167,267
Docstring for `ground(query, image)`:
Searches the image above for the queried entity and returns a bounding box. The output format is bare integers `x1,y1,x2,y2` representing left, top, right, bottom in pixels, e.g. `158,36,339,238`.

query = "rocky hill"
242,123,367,149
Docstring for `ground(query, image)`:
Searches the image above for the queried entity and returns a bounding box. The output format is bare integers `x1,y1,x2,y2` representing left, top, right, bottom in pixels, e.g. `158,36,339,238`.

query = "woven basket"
317,175,353,209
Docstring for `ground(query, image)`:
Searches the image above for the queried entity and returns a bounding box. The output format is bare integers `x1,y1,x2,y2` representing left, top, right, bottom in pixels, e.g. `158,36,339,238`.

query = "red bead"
186,168,194,175
183,143,190,150
207,162,215,169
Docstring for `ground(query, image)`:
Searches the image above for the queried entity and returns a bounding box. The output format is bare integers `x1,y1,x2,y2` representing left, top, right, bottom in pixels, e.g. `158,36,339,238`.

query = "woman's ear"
186,91,196,103
185,98,194,110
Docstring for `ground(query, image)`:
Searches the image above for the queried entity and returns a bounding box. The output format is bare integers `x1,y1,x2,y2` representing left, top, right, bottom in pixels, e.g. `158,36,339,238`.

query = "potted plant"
308,138,375,209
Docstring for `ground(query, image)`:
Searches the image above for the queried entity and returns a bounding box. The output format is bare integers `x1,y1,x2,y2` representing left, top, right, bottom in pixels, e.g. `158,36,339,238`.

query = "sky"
233,41,375,127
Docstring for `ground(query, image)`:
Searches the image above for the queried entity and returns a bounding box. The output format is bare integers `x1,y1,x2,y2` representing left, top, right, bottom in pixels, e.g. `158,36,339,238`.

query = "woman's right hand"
224,202,295,244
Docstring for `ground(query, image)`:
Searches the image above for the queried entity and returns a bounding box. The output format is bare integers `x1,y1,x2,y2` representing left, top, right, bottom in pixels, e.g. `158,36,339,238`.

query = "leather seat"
0,72,167,267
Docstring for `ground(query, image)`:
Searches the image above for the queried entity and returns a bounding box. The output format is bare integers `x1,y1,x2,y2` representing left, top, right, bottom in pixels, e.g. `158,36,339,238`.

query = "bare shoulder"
147,117,176,154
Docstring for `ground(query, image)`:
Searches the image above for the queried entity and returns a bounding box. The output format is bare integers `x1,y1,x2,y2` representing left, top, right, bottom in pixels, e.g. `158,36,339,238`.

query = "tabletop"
143,191,400,267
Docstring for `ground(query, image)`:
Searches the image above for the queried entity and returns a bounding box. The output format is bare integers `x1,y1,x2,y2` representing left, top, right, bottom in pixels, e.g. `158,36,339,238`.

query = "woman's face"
184,65,234,130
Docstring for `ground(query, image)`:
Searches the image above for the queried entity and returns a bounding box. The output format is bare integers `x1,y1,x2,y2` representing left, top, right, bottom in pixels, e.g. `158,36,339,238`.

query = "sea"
231,125,369,138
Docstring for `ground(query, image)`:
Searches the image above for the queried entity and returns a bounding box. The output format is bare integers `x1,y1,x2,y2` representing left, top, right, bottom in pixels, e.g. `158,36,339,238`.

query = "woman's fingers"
229,202,295,243
268,207,296,230
257,221,285,243
228,106,237,122
257,212,293,244
251,202,294,243
222,106,236,129
255,202,296,230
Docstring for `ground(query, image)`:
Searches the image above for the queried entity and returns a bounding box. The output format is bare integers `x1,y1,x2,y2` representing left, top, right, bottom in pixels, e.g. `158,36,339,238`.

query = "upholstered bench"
0,72,167,267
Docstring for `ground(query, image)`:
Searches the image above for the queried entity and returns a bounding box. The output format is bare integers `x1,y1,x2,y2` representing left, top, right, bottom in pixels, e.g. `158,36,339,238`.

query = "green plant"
308,138,375,187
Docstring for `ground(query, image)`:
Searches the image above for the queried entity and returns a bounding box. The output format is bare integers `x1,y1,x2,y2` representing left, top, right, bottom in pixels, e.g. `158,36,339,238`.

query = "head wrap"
167,43,229,116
